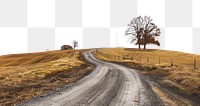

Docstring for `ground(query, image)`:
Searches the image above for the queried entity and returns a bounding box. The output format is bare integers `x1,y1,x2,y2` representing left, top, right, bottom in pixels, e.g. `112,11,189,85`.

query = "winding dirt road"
19,50,163,106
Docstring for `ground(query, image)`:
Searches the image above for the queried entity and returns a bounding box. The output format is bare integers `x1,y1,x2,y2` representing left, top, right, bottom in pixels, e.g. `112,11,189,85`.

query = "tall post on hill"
116,31,118,47
194,58,196,69
171,58,173,66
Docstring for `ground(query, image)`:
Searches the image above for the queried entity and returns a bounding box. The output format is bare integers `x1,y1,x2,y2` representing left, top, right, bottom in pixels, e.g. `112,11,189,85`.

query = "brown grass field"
93,48,200,96
0,49,93,105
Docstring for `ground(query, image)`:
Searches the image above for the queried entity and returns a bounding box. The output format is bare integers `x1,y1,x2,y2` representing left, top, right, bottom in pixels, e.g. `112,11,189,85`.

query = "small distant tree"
72,40,79,50
126,16,161,49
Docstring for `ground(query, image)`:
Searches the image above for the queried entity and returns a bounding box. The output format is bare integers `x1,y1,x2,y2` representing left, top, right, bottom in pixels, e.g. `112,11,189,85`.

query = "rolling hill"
0,49,93,105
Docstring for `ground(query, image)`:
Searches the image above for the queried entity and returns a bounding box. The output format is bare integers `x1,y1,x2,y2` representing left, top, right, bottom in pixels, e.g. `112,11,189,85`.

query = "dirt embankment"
0,50,94,106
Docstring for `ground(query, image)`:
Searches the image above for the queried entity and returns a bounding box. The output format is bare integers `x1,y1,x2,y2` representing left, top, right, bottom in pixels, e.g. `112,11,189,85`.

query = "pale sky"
0,0,199,55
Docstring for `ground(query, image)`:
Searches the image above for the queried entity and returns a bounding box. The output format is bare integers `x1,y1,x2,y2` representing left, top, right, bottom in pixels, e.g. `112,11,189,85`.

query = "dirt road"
18,50,163,106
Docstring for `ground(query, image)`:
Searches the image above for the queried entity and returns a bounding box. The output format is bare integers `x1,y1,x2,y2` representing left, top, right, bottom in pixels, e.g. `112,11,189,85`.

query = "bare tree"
125,17,143,49
126,16,161,49
72,40,79,50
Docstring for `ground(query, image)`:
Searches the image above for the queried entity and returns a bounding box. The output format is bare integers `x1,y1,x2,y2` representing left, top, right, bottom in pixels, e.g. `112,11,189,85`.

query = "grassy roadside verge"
92,48,200,104
0,50,94,105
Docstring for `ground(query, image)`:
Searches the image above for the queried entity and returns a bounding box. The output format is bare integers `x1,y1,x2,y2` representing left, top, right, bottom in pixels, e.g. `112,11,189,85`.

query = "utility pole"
116,31,118,47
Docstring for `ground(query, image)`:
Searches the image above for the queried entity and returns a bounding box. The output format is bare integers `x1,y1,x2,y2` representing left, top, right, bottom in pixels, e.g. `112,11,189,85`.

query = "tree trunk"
138,37,141,49
144,44,146,49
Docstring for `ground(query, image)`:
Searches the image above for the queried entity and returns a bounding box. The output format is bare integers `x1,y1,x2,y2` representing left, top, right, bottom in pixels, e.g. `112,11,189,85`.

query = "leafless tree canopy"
72,40,79,50
125,16,161,49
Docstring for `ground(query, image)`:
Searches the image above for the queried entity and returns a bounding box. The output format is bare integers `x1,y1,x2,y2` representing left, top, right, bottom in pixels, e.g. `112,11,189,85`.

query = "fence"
96,49,198,69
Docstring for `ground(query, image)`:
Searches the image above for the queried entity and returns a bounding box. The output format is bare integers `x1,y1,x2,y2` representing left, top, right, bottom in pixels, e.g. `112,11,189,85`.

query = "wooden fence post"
194,58,196,69
171,58,173,66
147,57,149,63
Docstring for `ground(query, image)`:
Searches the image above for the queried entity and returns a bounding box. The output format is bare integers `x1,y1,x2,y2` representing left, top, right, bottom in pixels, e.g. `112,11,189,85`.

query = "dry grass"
152,86,192,106
93,48,200,96
0,50,76,66
0,49,93,105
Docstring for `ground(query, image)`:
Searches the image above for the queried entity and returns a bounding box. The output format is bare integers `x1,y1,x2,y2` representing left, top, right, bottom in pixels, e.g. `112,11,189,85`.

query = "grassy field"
0,50,93,105
93,48,200,96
